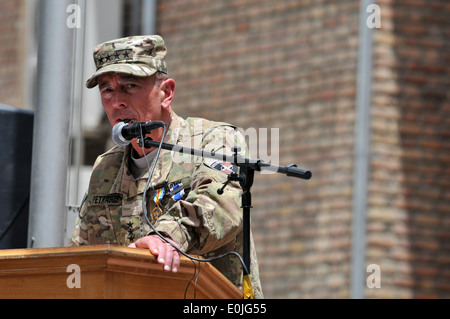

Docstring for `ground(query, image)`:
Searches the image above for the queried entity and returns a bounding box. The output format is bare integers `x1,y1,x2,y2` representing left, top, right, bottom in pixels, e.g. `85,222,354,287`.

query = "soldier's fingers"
149,236,162,256
133,236,159,256
171,248,180,273
155,239,166,264
134,235,180,272
163,243,174,271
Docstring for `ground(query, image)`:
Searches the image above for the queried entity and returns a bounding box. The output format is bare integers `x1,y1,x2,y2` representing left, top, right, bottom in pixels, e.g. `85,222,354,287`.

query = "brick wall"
367,0,450,298
158,0,360,298
0,0,25,109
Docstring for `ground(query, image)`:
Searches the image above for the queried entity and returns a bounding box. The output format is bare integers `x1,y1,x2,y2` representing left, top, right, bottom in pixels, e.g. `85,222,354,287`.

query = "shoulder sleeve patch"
204,158,238,175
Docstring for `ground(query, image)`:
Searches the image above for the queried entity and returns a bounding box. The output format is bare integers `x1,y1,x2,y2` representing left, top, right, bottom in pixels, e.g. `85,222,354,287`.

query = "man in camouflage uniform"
69,35,263,298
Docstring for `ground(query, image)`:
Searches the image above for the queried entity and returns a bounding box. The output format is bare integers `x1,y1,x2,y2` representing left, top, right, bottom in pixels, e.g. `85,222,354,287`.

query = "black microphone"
112,121,165,146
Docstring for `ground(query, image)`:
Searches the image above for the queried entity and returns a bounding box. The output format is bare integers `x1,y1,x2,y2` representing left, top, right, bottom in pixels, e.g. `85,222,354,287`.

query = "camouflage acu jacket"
69,113,263,298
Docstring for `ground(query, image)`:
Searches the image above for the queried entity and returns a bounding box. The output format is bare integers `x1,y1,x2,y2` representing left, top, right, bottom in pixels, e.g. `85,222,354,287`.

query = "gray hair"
154,71,169,87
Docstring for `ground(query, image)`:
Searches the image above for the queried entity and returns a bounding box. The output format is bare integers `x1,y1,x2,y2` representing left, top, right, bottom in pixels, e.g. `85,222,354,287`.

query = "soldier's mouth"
115,118,134,125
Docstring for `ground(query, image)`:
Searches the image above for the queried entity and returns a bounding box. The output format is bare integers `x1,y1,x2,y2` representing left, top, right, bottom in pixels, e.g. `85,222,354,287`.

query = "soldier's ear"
160,78,175,110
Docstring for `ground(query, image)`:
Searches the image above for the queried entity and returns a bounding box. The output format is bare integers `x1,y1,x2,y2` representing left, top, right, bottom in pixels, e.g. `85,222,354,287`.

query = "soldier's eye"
101,88,113,94
126,83,138,89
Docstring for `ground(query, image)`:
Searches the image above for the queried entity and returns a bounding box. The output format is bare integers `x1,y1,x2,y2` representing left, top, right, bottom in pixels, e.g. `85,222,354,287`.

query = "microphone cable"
137,122,249,297
134,122,201,297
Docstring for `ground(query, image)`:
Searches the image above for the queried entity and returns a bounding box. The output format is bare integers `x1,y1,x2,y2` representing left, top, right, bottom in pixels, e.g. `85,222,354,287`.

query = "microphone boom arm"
140,138,311,180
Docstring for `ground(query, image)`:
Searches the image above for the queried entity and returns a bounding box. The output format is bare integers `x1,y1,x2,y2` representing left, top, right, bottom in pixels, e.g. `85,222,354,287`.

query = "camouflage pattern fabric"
70,112,263,298
86,35,168,89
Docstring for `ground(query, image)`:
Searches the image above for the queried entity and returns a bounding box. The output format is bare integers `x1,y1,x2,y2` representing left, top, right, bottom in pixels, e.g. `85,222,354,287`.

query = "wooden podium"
0,245,243,299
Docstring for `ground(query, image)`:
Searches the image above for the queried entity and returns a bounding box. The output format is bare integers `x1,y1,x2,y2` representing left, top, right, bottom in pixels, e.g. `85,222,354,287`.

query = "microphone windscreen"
111,122,131,146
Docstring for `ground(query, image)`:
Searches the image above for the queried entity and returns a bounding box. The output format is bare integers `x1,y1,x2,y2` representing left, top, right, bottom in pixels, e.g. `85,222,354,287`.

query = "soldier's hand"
128,235,180,273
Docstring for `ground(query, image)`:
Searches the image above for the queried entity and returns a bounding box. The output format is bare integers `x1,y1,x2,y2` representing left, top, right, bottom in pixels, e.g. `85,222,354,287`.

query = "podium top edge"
0,245,151,259
0,244,201,266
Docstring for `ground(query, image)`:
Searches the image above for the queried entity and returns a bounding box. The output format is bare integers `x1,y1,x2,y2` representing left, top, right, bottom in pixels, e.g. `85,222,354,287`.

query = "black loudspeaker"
0,104,34,249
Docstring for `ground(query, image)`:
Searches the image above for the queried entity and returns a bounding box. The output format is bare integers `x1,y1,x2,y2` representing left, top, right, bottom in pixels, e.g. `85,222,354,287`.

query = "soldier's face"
98,72,163,126
98,72,174,156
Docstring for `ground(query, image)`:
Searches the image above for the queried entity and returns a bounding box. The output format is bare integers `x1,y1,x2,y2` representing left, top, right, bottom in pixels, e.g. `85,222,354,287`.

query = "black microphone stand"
138,137,311,280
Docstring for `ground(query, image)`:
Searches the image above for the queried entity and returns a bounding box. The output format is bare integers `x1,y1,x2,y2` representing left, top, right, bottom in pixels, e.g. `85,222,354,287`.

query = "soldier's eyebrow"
98,75,146,90
119,77,149,89
98,81,111,90
119,76,145,83
99,77,136,87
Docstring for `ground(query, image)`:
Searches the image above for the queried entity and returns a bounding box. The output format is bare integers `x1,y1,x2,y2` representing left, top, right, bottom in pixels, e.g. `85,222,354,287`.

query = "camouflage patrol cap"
86,35,168,89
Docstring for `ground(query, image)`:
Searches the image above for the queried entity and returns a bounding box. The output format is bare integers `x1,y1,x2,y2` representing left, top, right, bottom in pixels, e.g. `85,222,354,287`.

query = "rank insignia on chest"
127,221,135,242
